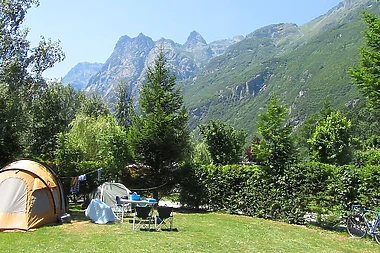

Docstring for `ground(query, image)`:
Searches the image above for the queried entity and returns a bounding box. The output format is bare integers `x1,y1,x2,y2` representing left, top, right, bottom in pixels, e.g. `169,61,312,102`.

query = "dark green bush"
180,162,380,226
358,165,380,207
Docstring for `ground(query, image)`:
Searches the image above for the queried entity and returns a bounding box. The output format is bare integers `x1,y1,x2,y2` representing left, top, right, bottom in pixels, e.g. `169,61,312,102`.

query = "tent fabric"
85,199,119,224
0,159,66,231
87,182,131,209
0,177,27,213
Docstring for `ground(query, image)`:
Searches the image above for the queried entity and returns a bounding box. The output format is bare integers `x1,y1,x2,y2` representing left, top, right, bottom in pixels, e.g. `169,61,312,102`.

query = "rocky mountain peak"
114,35,131,47
184,30,207,49
62,62,103,90
136,32,151,42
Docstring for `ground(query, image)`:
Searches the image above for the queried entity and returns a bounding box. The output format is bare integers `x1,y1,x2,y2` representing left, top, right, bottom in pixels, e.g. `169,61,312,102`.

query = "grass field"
0,204,379,253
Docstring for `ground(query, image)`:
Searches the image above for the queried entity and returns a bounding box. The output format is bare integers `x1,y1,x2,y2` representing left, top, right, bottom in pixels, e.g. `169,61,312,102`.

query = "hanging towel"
70,177,79,193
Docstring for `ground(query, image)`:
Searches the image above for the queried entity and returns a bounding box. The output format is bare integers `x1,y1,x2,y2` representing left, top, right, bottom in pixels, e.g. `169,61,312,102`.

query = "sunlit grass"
0,205,378,253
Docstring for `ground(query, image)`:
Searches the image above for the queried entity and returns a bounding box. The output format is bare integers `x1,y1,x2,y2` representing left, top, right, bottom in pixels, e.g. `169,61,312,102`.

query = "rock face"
79,31,241,101
62,62,103,90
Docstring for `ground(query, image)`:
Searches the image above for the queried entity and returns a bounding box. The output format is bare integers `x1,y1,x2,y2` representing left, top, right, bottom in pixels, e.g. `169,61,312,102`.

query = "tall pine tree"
129,51,190,199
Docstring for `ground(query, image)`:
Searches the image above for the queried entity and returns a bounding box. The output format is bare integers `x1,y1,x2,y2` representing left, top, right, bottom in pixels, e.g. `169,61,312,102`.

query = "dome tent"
0,159,67,231
85,182,131,209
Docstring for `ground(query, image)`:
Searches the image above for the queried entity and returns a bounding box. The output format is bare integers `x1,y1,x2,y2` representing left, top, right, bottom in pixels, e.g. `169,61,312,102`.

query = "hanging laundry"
70,177,80,194
78,174,86,181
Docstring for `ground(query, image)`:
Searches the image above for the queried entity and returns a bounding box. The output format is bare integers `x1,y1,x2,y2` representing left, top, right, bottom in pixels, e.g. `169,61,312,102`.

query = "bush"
179,162,380,226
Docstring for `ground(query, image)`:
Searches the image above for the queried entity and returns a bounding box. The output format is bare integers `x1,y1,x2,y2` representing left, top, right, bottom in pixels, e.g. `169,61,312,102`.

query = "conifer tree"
129,51,190,199
350,12,380,112
114,82,135,129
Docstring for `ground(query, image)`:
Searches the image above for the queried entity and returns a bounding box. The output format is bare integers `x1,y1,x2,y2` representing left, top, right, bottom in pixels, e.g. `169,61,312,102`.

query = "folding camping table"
118,199,157,222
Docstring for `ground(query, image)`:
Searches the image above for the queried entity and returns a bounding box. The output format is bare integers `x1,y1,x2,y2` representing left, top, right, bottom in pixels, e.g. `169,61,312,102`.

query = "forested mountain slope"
182,0,375,137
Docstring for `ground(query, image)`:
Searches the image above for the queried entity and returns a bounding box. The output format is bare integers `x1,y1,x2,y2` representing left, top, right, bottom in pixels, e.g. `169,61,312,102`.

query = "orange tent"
0,159,67,231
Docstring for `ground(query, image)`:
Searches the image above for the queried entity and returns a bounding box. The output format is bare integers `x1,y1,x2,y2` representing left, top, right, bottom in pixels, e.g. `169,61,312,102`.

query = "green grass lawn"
0,205,378,253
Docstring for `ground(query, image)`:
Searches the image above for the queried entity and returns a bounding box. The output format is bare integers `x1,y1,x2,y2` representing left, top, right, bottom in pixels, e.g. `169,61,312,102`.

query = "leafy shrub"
180,162,380,226
358,165,380,207
354,149,380,167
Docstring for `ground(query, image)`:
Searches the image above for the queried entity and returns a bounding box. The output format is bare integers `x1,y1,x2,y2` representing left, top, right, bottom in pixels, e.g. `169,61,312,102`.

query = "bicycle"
346,203,380,244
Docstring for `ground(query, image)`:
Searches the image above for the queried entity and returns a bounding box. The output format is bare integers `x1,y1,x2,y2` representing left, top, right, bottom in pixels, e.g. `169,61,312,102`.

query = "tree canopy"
307,111,352,165
0,0,65,165
252,96,295,172
199,120,247,165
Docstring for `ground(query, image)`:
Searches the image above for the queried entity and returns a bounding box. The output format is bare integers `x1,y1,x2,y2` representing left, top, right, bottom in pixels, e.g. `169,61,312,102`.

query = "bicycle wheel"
347,214,367,238
374,221,380,244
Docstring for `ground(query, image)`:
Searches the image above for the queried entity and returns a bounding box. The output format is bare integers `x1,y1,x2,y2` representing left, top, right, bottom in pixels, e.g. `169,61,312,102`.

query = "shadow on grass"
67,202,211,224
68,203,88,222
306,221,347,233
173,206,209,214
160,228,179,232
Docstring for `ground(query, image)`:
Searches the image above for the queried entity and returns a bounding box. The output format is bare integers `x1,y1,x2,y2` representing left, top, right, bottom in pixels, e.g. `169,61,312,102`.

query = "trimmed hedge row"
180,162,380,225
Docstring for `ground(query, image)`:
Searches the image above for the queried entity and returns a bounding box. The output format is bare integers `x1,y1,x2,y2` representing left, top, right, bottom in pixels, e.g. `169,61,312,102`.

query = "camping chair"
155,206,173,231
132,206,153,231
115,196,128,222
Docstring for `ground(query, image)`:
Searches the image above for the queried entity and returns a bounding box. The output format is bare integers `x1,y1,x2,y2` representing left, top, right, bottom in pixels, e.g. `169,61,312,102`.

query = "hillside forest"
2,0,380,226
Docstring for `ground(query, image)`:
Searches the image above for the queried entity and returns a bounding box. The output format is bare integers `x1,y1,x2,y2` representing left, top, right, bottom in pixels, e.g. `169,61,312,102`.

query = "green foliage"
181,163,340,221
0,0,65,165
335,165,361,210
181,3,371,138
26,82,80,160
357,165,380,206
180,162,380,226
295,101,344,162
0,84,21,165
113,82,135,129
286,163,338,222
192,141,212,166
363,135,380,150
293,114,318,162
55,113,131,190
350,11,380,113
342,100,380,148
199,120,247,165
308,111,352,165
252,96,295,171
353,148,380,167
129,51,191,199
78,92,110,118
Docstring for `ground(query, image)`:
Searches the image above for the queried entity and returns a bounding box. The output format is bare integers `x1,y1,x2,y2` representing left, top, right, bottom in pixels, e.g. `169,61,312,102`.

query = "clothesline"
61,168,103,194
59,167,102,179
129,182,169,191
60,166,170,193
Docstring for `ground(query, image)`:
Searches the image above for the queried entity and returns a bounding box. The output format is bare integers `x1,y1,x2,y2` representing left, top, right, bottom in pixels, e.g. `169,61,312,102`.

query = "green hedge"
180,162,380,225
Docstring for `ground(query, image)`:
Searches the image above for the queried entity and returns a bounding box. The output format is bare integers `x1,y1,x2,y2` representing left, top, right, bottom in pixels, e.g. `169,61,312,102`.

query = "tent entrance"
0,177,26,213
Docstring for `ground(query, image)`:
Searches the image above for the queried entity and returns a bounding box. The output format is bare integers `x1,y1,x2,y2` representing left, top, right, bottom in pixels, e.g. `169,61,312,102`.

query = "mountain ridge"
65,30,242,102
62,0,374,138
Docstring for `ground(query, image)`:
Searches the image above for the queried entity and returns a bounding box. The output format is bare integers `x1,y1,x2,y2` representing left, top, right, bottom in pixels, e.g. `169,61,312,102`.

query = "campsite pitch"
0,204,379,252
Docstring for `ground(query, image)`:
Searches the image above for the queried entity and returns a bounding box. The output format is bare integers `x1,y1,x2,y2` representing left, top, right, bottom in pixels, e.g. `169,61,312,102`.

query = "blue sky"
24,0,342,79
